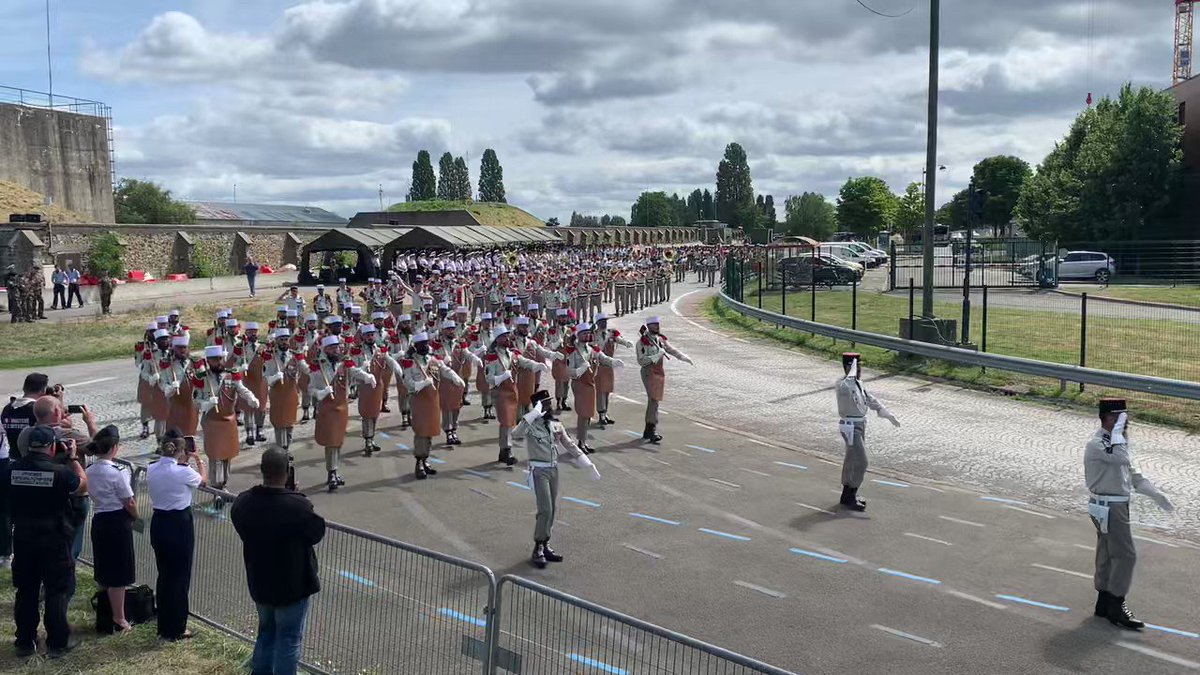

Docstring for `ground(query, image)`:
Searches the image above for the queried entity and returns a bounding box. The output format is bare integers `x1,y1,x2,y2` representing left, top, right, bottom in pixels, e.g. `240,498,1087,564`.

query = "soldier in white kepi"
835,353,899,511
1086,398,1175,630
634,317,693,444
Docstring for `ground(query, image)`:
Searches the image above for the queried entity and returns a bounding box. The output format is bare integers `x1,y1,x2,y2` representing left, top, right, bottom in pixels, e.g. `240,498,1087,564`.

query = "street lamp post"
920,0,941,321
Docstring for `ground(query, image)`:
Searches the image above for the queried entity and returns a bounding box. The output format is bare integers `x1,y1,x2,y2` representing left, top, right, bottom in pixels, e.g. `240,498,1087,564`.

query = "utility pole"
920,0,941,320
45,0,54,108
378,184,384,211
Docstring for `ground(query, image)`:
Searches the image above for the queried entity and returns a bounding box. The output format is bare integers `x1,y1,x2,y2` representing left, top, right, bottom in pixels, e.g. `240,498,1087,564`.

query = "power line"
854,0,913,19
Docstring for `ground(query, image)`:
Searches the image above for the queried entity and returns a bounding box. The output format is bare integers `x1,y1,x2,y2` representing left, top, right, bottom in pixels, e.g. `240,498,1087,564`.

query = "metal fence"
889,238,1054,290
80,462,795,675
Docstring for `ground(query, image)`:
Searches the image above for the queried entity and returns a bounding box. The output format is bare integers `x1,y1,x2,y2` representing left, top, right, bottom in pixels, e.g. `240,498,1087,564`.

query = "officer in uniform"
834,353,900,511
10,425,88,658
312,284,333,321
635,318,693,443
1086,398,1175,630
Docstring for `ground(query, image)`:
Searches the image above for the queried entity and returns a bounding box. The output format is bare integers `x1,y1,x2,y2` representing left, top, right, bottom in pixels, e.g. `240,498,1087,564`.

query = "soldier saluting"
834,353,899,512
1086,398,1174,630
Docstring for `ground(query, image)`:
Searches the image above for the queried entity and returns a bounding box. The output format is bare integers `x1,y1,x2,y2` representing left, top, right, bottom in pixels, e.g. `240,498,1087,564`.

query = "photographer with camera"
9,425,87,658
147,431,207,641
84,425,138,634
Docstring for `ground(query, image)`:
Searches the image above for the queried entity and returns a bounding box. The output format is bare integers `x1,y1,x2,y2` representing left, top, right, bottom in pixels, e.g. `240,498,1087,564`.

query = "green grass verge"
0,567,250,674
0,300,284,370
1073,285,1200,309
705,295,1200,432
387,200,545,228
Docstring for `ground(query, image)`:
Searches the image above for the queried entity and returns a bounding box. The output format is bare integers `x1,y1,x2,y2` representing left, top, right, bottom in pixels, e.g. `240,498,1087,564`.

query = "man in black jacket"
231,448,325,675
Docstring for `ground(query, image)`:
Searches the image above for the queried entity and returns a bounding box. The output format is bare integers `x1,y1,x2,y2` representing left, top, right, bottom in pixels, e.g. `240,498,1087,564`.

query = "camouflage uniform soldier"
4,266,21,323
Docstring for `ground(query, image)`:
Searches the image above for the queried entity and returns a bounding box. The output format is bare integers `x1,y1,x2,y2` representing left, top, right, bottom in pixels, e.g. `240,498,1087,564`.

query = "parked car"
778,255,861,287
1057,251,1116,283
818,243,878,268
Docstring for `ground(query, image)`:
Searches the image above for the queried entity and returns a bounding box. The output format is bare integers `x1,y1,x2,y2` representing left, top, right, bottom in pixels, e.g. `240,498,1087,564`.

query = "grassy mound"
387,200,545,228
0,180,92,223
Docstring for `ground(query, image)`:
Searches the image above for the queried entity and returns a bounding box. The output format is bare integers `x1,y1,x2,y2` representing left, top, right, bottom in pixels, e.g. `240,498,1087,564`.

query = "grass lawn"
387,199,545,228
0,567,250,674
1078,285,1200,309
709,293,1200,432
0,299,284,370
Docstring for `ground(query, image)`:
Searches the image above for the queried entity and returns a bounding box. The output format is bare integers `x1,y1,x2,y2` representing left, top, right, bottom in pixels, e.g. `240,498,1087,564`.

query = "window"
1086,253,1108,262
1063,253,1084,262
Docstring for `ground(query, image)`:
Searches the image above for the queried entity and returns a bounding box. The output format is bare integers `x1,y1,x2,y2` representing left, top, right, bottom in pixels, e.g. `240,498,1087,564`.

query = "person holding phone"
84,426,138,633
147,430,206,641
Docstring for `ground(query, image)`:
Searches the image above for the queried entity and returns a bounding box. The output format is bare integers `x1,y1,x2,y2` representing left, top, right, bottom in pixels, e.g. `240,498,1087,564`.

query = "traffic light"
968,184,986,226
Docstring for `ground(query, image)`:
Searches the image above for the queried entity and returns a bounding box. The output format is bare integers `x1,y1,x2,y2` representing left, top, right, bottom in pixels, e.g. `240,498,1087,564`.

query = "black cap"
530,389,552,407
1099,398,1127,415
842,352,861,368
28,425,55,449
95,424,120,443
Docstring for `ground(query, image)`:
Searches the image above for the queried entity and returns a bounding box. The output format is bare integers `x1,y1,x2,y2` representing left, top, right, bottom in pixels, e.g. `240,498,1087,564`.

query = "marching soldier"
353,323,401,457
336,278,354,317
1086,398,1175,630
593,313,631,427
834,353,900,511
484,326,548,466
513,316,563,416
399,331,463,479
388,314,415,428
138,326,171,440
313,284,334,321
435,322,478,446
567,322,622,453
473,313,496,422
160,336,200,439
194,345,260,490
233,322,269,446
635,317,693,444
308,335,376,492
264,328,304,455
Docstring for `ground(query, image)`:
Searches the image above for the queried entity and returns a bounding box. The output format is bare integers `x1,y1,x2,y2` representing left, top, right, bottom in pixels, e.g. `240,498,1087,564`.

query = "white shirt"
147,456,202,511
85,459,133,514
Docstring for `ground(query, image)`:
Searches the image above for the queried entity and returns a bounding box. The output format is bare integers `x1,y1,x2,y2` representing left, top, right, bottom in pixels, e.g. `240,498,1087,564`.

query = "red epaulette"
485,353,499,362
611,330,621,337
159,359,170,369
268,321,277,329
564,347,576,354
430,340,444,350
309,362,320,372
592,345,601,353
640,336,651,345
181,325,189,331
233,346,243,356
457,340,469,349
293,353,305,362
206,328,214,336
342,359,355,369
190,376,203,388
142,350,152,360
215,337,224,346
350,347,362,356
135,341,144,352
232,372,243,381
400,359,414,368
661,335,669,341
344,336,355,346
548,328,557,335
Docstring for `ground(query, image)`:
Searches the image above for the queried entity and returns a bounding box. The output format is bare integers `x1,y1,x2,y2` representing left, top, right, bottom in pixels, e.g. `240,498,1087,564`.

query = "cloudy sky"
0,0,1176,221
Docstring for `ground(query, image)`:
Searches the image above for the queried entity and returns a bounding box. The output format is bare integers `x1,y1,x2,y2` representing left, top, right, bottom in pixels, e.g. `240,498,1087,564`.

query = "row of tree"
407,149,507,203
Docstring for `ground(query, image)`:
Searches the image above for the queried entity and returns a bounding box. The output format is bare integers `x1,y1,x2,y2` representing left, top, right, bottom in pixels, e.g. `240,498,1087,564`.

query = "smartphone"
184,436,197,454
67,404,85,414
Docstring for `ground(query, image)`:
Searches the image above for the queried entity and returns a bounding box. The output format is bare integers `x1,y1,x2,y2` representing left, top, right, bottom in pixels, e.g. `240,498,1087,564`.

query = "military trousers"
532,465,560,543
840,422,868,488
1093,501,1137,597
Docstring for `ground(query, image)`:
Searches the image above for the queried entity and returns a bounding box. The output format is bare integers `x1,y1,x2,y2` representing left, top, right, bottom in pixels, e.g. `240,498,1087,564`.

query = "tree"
437,152,455,201
86,232,125,279
836,177,896,238
478,149,507,203
408,150,437,201
783,192,836,240
936,189,969,230
630,192,679,227
714,142,755,227
1015,84,1183,242
610,215,628,227
893,182,925,239
453,156,472,201
701,189,714,220
546,217,560,226
971,155,1031,236
670,193,691,227
114,178,196,224
759,195,777,226
686,189,703,223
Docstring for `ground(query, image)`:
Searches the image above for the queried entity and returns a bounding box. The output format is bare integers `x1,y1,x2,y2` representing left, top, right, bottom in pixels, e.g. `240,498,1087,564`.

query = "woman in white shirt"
84,425,139,632
146,430,206,641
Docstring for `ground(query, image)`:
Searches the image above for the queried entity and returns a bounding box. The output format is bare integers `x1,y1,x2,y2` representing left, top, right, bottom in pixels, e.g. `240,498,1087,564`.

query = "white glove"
880,410,900,428
612,359,625,369
208,396,219,407
1111,412,1128,446
1153,493,1175,512
553,352,566,361
522,403,543,425
493,371,512,385
364,374,378,388
537,362,552,374
680,354,694,366
317,386,334,400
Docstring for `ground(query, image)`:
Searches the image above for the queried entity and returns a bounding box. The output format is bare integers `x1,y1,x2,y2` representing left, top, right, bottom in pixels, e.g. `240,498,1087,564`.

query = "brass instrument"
663,248,676,263
503,250,519,268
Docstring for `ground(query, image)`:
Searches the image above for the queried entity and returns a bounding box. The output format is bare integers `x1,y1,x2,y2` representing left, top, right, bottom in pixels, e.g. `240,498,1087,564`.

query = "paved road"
5,282,1199,673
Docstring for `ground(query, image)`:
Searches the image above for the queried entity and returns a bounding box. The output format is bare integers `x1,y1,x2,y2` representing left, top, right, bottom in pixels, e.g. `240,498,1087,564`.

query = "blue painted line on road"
564,496,601,508
568,654,628,675
622,429,642,438
698,528,751,542
981,496,1028,506
395,443,410,450
464,469,492,478
1145,623,1200,639
878,568,941,585
789,548,848,564
628,512,681,526
687,444,716,454
378,432,391,439
773,461,808,471
873,479,910,488
427,457,447,464
438,608,487,628
339,571,376,588
506,481,532,491
995,594,1069,612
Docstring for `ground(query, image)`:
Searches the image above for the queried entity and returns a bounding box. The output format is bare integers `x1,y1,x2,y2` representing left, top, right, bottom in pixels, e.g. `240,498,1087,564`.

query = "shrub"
86,233,125,279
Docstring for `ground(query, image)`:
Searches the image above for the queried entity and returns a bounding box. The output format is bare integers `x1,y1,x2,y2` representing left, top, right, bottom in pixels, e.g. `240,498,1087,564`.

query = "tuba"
663,249,676,263
503,250,519,268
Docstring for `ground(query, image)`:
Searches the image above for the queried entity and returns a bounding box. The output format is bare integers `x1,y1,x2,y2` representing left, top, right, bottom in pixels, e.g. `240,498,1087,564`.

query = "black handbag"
91,585,157,634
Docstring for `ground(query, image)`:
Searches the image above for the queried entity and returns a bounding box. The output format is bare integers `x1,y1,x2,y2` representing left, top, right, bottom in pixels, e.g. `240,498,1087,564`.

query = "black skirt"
91,509,136,588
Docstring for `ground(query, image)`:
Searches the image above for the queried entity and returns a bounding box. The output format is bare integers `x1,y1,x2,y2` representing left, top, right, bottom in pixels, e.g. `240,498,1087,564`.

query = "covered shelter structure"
299,227,410,284
381,225,560,268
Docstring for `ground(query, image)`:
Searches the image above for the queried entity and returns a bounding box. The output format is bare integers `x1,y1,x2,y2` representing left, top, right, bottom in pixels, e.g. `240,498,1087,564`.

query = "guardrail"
718,290,1200,401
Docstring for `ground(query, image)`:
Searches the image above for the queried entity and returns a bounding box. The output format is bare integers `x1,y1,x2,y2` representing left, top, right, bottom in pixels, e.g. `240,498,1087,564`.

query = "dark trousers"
151,508,195,638
52,284,66,309
12,534,75,650
0,459,10,557
67,283,83,307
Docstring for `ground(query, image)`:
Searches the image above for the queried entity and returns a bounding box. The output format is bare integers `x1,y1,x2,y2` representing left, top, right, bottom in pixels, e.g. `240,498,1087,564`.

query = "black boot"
445,433,454,447
401,412,411,429
415,460,427,480
381,404,391,413
364,440,374,457
462,395,471,406
335,472,346,486
642,424,662,444
560,399,572,411
326,471,339,492
542,543,564,563
1094,590,1111,617
499,447,517,466
300,409,310,423
840,486,866,511
255,430,267,443
531,543,547,569
139,423,150,440
245,433,255,447
1107,596,1145,630
450,431,461,445
423,459,438,476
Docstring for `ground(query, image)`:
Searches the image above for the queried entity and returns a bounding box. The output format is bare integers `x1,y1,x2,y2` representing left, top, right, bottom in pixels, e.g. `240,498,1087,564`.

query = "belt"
529,460,556,470
1089,494,1130,505
840,416,865,422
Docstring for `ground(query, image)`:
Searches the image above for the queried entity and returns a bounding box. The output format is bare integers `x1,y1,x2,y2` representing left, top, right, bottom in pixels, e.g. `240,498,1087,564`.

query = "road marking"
338,571,376,588
870,624,942,648
438,608,487,628
629,512,681,526
904,533,953,546
873,479,910,488
796,502,836,515
613,394,642,404
945,590,1007,610
694,422,717,431
463,469,492,479
1133,534,1179,548
1144,623,1200,639
774,461,808,471
1073,543,1093,551
622,543,663,560
938,515,985,528
395,443,410,450
1003,505,1055,519
568,653,628,674
427,457,447,464
468,487,494,500
563,496,601,508
1115,642,1199,670
1030,563,1091,579
878,568,941,585
669,448,692,457
698,527,751,542
708,478,740,489
650,458,671,466
622,429,643,438
981,496,1028,506
378,432,391,439
687,444,716,454
747,438,772,447
733,337,750,343
669,289,703,317
789,547,848,564
64,377,116,388
733,580,786,599
995,594,1069,612
506,481,532,491
740,468,771,477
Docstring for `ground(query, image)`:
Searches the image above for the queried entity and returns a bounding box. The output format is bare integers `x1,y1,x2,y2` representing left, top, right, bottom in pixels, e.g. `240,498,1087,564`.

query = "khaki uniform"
568,344,619,446
595,328,632,419
400,352,462,458
265,347,305,449
635,331,688,426
835,376,888,489
195,371,259,488
511,415,590,545
308,354,375,478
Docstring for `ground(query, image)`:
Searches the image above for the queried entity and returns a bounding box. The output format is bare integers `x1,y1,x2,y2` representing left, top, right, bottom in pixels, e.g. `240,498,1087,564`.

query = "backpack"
91,585,156,634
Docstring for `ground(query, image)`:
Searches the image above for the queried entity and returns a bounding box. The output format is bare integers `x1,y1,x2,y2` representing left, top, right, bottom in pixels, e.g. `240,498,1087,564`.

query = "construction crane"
1177,0,1196,84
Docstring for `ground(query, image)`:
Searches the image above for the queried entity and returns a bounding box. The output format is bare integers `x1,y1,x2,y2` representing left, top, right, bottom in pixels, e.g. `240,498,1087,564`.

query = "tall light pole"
45,0,54,107
920,0,941,320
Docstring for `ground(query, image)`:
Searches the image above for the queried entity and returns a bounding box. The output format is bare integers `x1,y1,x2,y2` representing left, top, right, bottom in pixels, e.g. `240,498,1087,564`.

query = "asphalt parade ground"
5,280,1199,673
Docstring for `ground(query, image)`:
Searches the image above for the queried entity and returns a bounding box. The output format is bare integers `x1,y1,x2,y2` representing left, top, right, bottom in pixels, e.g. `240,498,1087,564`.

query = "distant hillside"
387,200,545,228
0,180,92,223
